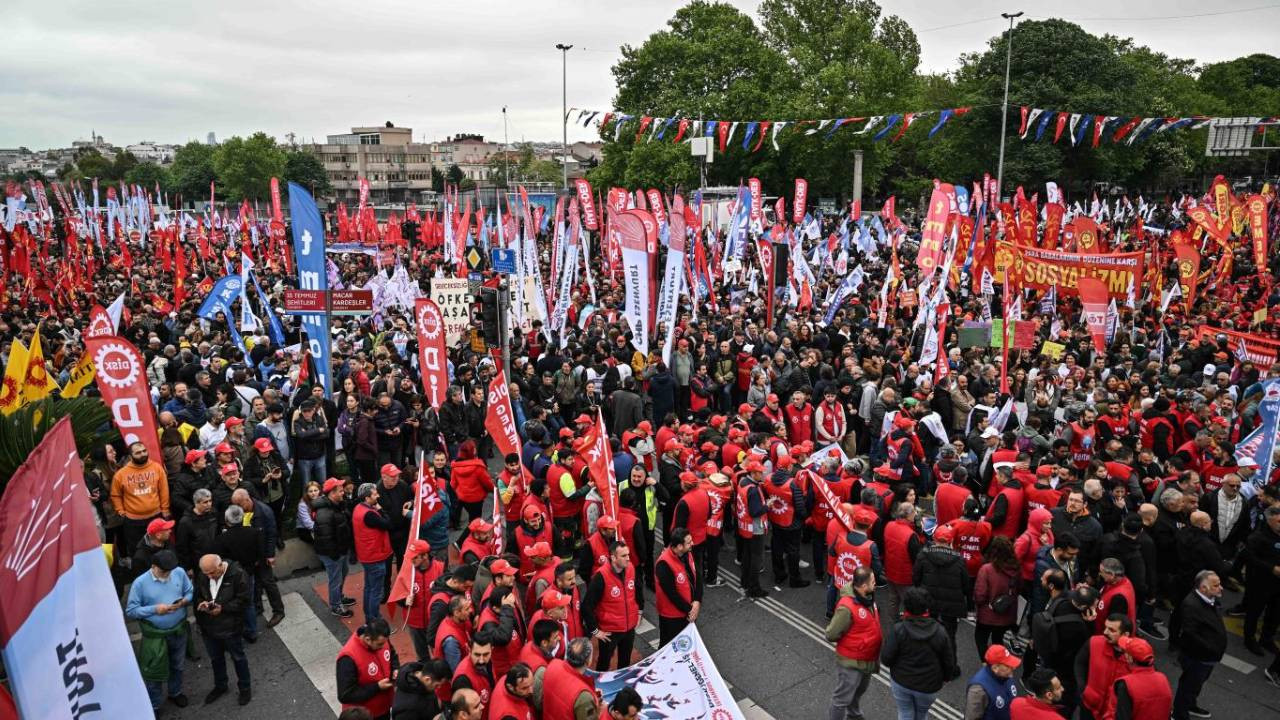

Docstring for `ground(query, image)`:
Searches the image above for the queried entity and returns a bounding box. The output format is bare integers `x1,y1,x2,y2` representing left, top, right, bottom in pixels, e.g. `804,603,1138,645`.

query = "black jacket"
880,616,957,693
912,545,971,619
1244,523,1280,592
194,560,251,639
211,479,258,517
313,496,352,560
1199,489,1250,551
336,643,401,707
243,450,291,502
215,524,264,574
438,400,468,445
1041,599,1092,676
175,510,221,572
389,666,439,719
170,464,214,519
1097,532,1150,601
1174,526,1229,597
1171,589,1227,662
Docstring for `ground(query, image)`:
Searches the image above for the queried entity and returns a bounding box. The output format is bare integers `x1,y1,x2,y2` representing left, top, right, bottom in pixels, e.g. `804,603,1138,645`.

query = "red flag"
917,187,950,275
1052,112,1069,143
1078,277,1110,354
484,369,523,461
387,464,446,607
414,299,449,408
717,121,731,154
1074,216,1101,254
1246,194,1268,268
575,178,599,230
84,335,162,462
1173,243,1201,312
793,178,808,225
580,408,619,520
802,469,851,533
1042,203,1065,249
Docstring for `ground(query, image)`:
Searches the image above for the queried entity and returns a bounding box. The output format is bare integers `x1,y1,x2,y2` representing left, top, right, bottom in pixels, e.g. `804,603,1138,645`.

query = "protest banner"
592,625,744,720
1194,325,1280,365
996,242,1145,299
1235,379,1280,498
429,277,472,346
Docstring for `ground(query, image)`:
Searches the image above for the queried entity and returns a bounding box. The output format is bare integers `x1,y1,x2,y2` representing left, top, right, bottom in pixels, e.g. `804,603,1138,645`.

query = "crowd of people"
2,175,1280,720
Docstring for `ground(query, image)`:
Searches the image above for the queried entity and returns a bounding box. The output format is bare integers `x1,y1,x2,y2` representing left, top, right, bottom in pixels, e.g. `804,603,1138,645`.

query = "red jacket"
1111,666,1172,720
933,481,971,526
487,680,534,720
451,458,495,503
1081,636,1127,718
834,594,882,661
1014,508,1054,581
1010,696,1062,720
337,632,394,717
541,659,597,720
882,519,921,586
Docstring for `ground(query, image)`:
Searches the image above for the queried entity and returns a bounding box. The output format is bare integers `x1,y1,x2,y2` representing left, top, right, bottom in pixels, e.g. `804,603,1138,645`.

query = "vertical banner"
1246,194,1267,269
1173,243,1200,313
917,187,950,275
1235,379,1280,498
1078,277,1110,354
287,182,331,397
575,178,599,231
484,368,523,461
646,190,667,228
580,408,620,521
413,298,449,408
0,418,153,720
84,335,162,462
792,178,808,226
1074,216,1100,254
758,236,776,328
613,210,653,355
657,197,687,365
1042,203,1064,249
748,178,763,228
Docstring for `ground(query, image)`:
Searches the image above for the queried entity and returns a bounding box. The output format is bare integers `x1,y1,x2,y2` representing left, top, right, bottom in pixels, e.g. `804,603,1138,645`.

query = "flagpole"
995,11,1023,202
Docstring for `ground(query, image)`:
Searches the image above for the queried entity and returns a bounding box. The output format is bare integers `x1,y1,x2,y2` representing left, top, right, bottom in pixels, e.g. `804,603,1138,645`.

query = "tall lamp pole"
556,43,573,190
995,11,1023,203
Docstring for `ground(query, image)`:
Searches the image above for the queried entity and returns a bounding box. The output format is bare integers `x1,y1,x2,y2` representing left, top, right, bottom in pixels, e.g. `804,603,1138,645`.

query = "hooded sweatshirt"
1015,508,1055,581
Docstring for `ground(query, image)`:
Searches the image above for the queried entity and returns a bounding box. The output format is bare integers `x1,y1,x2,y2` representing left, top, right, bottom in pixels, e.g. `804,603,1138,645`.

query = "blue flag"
196,274,246,348
1237,379,1280,497
288,182,331,398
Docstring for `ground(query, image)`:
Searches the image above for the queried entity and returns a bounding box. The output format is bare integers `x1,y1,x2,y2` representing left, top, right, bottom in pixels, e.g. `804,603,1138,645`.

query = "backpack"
1030,596,1084,656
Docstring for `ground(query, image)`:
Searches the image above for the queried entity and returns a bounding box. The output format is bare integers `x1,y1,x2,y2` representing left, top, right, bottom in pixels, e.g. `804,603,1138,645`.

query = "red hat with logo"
224,416,244,428
709,415,727,428
323,478,345,493
147,518,175,535
253,437,274,453
215,442,235,454
539,589,573,610
738,403,754,415
635,421,653,435
380,463,402,477
559,427,575,439
184,449,207,465
523,541,553,559
468,518,493,533
1118,636,1155,663
743,460,765,474
408,539,433,556
932,524,956,544
489,559,518,576
596,515,619,530
219,462,239,475
983,644,1022,669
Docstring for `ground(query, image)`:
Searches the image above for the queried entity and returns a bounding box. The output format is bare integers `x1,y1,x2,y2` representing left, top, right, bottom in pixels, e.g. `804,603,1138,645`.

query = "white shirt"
208,564,227,601
199,423,228,452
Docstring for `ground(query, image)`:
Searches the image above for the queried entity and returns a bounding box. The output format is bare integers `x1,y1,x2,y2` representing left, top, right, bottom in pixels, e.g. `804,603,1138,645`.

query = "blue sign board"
490,248,517,274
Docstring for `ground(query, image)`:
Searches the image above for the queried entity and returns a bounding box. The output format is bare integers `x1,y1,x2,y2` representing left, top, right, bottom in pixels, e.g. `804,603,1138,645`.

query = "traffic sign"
490,248,517,274
283,289,327,313
330,289,374,315
466,247,485,271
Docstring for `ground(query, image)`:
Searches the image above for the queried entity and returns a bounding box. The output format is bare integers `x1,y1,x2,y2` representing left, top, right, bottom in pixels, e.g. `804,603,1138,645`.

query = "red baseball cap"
539,589,572,610
184,449,207,465
932,524,955,544
700,461,719,475
147,518,175,535
984,644,1022,669
253,438,274,452
1118,636,1155,663
596,516,619,529
664,439,683,454
489,559,518,576
743,460,765,474
523,541,553,558
215,442,235,454
678,424,693,435
559,427,575,439
777,455,794,469
522,505,543,522
709,415,726,428
766,393,779,404
224,416,244,428
408,539,433,556
700,441,717,453
322,478,345,493
468,519,493,533
853,507,878,527
738,403,754,415
575,414,593,424
219,462,239,475
679,471,700,489
636,421,653,435
380,463,402,477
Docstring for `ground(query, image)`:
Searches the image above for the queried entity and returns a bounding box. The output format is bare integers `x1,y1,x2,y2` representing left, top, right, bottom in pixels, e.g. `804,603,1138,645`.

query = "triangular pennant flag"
807,119,833,136
741,121,759,149
873,114,902,142
856,116,882,135
1017,106,1030,137
1073,114,1093,146
929,109,955,138
891,113,917,142
1068,113,1082,146
771,121,787,150
753,121,772,152
1034,110,1055,141
1022,108,1045,139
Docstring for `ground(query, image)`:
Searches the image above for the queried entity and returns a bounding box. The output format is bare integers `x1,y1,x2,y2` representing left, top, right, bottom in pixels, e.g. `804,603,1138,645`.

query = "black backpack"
1031,596,1085,656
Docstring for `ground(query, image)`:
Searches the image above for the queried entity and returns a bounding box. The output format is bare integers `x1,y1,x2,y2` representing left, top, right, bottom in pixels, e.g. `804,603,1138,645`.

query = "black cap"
152,550,179,572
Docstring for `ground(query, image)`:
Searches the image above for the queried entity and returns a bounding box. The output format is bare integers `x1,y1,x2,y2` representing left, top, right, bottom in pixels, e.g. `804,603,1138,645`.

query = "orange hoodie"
110,461,170,519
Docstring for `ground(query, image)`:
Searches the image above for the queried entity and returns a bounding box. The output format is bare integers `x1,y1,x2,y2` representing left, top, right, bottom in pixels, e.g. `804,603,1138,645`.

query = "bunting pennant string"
565,105,975,153
1017,106,1276,146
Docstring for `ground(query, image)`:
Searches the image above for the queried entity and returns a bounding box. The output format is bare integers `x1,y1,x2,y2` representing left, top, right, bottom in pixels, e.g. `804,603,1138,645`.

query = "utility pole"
498,276,511,380
995,11,1023,203
555,43,573,190
502,106,510,188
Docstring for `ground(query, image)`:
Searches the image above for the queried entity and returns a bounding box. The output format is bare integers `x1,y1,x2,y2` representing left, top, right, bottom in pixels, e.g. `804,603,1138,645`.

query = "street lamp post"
555,43,573,190
995,11,1023,203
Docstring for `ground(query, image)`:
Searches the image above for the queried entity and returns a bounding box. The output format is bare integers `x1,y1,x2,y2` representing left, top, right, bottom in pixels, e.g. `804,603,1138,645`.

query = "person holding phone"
194,553,253,706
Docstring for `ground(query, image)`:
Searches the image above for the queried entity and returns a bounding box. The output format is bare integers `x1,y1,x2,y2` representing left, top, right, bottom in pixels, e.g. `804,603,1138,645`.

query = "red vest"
705,484,732,537
500,469,527,522
1096,578,1137,632
1009,696,1062,720
1175,441,1206,474
460,534,495,564
882,519,919,586
540,659,597,720
516,641,553,672
677,488,711,544
1023,484,1064,513
486,680,534,720
352,503,392,564
830,532,874,589
655,548,695,619
986,485,1025,539
514,522,552,579
479,604,525,680
734,481,768,539
586,531,614,577
433,615,472,659
452,656,492,712
1081,636,1127,717
949,519,993,576
933,481,971,526
784,403,814,445
811,476,853,533
336,632,394,718
1113,666,1172,720
594,563,638,633
721,442,744,469
834,595,882,661
816,400,846,441
547,463,584,518
406,560,446,629
1069,422,1097,468
762,476,797,528
525,564,557,610
616,511,640,561
1138,415,1174,456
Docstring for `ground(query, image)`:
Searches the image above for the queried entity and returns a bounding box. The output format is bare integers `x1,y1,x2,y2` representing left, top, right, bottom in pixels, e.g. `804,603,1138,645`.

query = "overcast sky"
3,0,1276,151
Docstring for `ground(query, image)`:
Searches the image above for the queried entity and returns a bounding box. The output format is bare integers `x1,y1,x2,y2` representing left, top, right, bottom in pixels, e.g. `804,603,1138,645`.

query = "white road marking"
1220,653,1257,675
274,592,342,718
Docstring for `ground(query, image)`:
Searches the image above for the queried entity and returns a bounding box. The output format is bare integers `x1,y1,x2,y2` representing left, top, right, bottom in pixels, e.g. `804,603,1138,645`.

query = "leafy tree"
213,132,286,202
168,141,218,204
73,148,115,181
431,167,445,192
488,143,562,186
283,150,331,196
111,151,139,181
446,164,465,186
124,162,169,192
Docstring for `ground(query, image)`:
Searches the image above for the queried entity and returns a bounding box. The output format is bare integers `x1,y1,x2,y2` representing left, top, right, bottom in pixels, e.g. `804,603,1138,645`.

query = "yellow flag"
61,353,97,398
0,340,29,415
21,331,57,405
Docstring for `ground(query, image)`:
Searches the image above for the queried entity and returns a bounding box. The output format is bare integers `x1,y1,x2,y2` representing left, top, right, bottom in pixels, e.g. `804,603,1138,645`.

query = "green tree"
169,141,218,204
213,132,286,202
488,143,563,186
446,164,465,186
283,150,331,196
124,162,170,192
431,167,445,192
111,151,139,181
73,148,115,181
